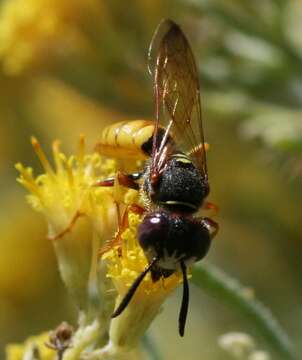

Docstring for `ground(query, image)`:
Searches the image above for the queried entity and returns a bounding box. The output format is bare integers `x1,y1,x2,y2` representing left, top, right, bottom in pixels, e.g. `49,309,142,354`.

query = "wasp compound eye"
138,212,170,256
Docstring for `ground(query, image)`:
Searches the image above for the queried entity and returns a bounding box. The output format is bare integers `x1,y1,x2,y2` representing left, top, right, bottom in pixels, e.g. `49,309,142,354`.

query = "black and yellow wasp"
96,19,219,336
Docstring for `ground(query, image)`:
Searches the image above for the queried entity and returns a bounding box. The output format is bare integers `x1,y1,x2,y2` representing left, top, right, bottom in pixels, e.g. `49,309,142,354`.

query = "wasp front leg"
96,169,145,257
48,171,142,241
98,204,145,258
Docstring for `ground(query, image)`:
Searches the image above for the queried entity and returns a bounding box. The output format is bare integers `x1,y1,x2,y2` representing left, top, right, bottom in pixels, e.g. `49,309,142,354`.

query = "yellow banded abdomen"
96,120,155,160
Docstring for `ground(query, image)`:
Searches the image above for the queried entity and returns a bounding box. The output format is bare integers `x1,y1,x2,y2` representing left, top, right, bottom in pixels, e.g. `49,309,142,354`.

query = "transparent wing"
148,19,207,180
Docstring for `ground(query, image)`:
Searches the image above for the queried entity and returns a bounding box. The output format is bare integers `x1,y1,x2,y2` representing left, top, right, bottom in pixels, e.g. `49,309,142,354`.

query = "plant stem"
63,320,101,360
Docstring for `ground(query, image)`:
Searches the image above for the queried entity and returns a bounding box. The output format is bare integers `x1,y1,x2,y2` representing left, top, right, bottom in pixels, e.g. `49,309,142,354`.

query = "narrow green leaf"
192,262,296,360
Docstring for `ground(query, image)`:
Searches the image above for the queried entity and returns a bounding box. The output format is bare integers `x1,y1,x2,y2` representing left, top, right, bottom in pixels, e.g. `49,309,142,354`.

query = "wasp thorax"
149,155,209,212
138,210,211,275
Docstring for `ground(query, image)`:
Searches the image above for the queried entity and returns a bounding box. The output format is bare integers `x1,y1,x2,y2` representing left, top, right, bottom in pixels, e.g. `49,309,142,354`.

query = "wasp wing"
149,19,207,181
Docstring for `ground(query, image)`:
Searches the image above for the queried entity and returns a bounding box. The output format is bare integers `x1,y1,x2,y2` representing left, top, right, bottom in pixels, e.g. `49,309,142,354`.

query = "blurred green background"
1,0,302,359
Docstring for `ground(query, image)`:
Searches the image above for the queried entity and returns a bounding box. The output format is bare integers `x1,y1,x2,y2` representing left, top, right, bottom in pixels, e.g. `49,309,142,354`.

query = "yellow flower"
16,134,184,357
16,136,117,310
6,332,55,360
16,136,116,237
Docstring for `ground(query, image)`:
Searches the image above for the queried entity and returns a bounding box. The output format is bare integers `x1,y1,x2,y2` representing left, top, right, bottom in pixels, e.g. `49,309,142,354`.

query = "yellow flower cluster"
15,135,181,356
16,136,118,310
0,0,101,74
16,136,117,239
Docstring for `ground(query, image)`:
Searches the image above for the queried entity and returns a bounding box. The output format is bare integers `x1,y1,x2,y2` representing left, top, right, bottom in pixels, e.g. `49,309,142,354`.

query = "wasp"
96,19,219,336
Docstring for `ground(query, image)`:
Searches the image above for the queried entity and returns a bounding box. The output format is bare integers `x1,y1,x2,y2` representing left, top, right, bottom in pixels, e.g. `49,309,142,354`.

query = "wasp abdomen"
96,120,155,160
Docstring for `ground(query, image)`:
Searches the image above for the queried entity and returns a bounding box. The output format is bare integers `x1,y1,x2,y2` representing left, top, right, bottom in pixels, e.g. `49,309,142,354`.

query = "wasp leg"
98,202,125,258
127,203,145,216
203,217,219,239
98,203,145,258
115,201,122,227
203,201,219,216
48,211,85,241
98,169,144,258
94,171,142,190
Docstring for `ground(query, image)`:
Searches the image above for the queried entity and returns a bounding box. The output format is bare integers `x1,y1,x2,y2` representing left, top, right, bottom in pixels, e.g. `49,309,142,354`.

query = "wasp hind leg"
203,217,219,239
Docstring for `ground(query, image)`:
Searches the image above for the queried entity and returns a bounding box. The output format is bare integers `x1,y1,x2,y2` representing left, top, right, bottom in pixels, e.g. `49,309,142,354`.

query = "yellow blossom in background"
6,332,55,360
26,78,125,146
0,0,104,75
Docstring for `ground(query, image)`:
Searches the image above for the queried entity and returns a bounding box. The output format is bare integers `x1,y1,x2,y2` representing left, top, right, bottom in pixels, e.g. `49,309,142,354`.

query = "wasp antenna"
111,257,159,318
179,261,189,337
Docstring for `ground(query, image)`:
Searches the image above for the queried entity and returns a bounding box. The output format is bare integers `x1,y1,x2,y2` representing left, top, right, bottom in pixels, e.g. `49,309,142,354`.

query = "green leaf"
192,262,296,360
